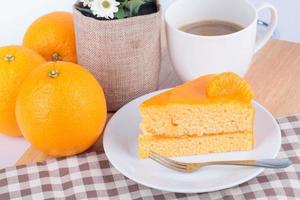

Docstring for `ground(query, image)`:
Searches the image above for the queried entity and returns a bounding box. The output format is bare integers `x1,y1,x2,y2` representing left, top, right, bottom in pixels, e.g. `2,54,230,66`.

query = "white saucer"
103,90,281,193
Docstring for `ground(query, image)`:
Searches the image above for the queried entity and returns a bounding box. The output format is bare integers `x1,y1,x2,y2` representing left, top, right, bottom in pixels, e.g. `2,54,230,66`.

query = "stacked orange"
0,12,107,157
23,11,77,63
0,46,45,136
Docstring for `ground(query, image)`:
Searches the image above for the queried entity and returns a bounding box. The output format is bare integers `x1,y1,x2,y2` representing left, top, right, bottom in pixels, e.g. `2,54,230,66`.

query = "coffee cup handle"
254,2,278,53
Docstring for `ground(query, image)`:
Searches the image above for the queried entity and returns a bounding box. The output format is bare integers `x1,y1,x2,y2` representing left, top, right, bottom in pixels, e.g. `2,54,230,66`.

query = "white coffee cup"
165,0,278,81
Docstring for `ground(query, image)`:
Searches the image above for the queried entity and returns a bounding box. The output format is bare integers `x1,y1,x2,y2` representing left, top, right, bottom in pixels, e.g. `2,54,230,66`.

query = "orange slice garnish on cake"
207,72,254,102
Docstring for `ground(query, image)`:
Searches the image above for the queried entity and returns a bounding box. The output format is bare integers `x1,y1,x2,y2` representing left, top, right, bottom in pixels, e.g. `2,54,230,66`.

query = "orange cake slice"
138,72,255,158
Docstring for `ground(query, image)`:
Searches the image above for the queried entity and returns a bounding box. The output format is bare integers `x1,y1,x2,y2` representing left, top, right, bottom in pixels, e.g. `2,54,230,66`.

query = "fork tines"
149,151,191,172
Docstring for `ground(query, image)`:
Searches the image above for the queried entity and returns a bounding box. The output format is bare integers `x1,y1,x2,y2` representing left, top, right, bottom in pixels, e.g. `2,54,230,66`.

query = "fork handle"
205,159,292,169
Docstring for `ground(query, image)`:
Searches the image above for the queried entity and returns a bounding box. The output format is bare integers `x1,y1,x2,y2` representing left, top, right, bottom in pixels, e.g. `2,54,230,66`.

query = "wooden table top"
16,39,300,166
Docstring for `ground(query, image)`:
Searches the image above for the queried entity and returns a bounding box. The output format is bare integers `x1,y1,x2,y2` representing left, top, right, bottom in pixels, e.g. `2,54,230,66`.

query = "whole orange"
0,46,45,136
16,61,107,156
23,12,77,63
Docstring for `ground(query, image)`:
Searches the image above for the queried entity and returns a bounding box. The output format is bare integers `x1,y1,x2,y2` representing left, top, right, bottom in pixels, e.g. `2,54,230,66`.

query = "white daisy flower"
80,0,93,7
90,0,120,19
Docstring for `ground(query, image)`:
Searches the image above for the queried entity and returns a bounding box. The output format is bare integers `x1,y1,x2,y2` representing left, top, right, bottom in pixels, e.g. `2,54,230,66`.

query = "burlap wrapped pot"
73,7,161,111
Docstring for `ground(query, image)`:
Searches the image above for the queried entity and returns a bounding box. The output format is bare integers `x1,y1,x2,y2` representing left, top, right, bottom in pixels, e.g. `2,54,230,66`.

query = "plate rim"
103,89,281,193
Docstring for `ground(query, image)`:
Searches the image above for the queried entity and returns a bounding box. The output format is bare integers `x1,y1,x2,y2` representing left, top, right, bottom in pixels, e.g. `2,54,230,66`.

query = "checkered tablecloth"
0,115,299,200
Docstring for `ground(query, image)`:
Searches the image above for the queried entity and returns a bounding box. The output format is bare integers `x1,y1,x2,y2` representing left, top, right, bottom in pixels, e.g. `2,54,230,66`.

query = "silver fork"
149,151,292,172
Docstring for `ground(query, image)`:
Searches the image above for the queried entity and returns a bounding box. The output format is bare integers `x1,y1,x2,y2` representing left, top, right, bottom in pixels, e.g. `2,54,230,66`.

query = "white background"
0,0,74,46
0,0,300,46
0,0,299,168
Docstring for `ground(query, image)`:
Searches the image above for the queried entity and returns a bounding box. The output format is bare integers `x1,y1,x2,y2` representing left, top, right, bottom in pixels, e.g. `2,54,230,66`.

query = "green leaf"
123,0,145,15
115,7,126,19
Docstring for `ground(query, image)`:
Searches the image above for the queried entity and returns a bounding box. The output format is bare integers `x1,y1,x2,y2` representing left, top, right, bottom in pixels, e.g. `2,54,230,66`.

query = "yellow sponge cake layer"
138,73,255,159
140,102,254,137
138,131,253,158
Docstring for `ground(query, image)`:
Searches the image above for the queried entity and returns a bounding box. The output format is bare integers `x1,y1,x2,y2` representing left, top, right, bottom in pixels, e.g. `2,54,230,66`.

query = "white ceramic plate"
103,90,281,193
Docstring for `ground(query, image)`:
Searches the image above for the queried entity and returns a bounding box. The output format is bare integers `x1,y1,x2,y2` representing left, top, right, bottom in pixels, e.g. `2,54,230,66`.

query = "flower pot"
73,7,161,111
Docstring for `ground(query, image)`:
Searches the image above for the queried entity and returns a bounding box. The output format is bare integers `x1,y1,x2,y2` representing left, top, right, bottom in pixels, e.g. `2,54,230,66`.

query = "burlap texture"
73,8,161,111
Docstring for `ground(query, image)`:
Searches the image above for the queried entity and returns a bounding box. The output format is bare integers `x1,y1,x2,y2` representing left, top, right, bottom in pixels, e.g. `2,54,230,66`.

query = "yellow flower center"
4,54,14,62
102,1,111,8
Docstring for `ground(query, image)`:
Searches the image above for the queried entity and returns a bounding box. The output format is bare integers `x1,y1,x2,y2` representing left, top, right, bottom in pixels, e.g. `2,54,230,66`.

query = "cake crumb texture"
138,131,253,158
140,103,254,137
